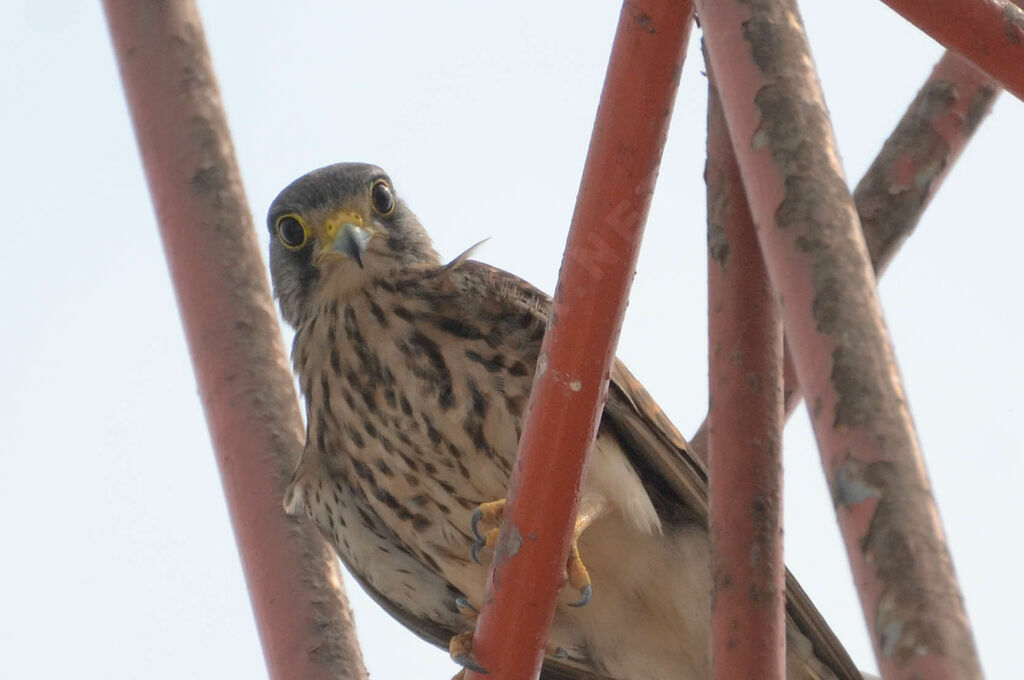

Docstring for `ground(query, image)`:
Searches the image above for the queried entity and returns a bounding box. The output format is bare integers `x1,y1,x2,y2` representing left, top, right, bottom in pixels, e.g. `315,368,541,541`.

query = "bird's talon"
470,499,506,541
470,508,485,541
569,583,592,608
455,596,478,617
471,536,485,564
450,631,488,674
453,655,488,675
471,527,500,564
566,537,593,607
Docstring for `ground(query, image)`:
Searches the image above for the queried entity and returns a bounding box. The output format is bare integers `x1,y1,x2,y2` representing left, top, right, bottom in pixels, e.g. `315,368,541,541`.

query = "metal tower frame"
104,1,1020,678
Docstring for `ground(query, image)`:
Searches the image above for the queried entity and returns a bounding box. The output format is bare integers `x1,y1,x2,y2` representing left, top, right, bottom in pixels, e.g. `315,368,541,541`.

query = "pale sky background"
1,2,1021,678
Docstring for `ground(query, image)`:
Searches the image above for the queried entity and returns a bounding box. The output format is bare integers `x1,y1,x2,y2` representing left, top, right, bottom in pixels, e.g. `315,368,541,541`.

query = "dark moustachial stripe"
344,304,388,388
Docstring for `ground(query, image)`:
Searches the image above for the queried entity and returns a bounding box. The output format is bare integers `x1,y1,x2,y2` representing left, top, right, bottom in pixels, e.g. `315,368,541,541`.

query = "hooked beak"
318,211,375,269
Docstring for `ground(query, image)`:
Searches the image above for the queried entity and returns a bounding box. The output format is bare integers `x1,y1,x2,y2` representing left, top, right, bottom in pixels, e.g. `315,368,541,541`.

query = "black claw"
455,596,478,614
471,536,486,564
568,584,592,608
453,654,489,675
470,507,484,540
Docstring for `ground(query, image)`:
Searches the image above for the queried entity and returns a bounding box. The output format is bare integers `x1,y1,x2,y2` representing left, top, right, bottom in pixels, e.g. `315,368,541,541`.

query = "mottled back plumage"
268,163,866,680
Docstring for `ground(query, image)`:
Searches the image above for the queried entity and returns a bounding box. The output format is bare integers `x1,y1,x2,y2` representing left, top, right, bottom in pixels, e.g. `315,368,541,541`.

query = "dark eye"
277,215,308,249
371,179,395,216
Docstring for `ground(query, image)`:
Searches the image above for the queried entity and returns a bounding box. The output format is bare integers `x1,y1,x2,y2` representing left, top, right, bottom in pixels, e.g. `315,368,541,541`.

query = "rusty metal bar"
689,48,1000,462
464,2,694,678
856,51,1000,277
696,2,984,679
102,3,367,679
876,0,1024,101
706,72,786,680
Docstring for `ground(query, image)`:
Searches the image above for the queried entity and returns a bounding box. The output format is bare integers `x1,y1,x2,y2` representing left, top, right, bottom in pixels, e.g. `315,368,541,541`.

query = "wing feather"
451,259,865,680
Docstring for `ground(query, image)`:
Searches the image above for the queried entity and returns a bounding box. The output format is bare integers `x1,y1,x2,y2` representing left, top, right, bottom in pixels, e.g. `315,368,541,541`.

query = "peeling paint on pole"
690,50,999,464
698,0,984,677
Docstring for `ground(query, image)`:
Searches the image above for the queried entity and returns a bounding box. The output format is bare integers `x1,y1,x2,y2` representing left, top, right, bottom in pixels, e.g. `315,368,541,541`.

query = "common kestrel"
269,163,868,680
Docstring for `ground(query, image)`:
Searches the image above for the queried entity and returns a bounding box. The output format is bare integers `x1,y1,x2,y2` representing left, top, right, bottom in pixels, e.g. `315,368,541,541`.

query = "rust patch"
707,222,731,269
711,566,733,611
704,95,733,271
737,0,906,440
832,456,883,506
632,8,656,34
832,451,975,668
493,523,523,566
738,1,981,673
862,463,957,665
853,81,955,271
828,342,899,432
962,83,999,138
854,71,997,275
748,484,781,607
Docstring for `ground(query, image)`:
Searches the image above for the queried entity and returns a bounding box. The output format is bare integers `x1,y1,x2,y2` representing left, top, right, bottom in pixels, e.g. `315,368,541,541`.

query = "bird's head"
267,163,439,327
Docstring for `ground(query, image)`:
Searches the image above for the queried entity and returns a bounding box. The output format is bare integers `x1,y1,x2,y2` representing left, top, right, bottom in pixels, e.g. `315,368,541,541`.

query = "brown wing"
454,258,864,680
606,362,864,680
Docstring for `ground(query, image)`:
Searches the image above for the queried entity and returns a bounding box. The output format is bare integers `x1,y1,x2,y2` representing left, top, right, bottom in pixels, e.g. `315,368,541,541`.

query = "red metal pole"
855,50,1000,278
706,73,786,680
697,2,984,679
102,3,367,679
689,48,1000,462
876,0,1024,101
465,2,694,678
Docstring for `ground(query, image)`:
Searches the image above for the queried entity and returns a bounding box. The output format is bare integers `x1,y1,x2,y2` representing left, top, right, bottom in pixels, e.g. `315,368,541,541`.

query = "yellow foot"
469,497,603,607
470,499,506,564
566,537,592,607
563,499,605,607
449,631,487,675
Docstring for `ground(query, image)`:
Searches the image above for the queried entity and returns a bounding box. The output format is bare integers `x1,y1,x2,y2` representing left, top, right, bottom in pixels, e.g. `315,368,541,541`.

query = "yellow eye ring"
276,213,309,250
370,179,396,216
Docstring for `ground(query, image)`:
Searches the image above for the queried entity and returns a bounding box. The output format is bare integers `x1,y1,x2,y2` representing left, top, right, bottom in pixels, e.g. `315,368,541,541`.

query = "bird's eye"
277,214,309,250
371,179,395,216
